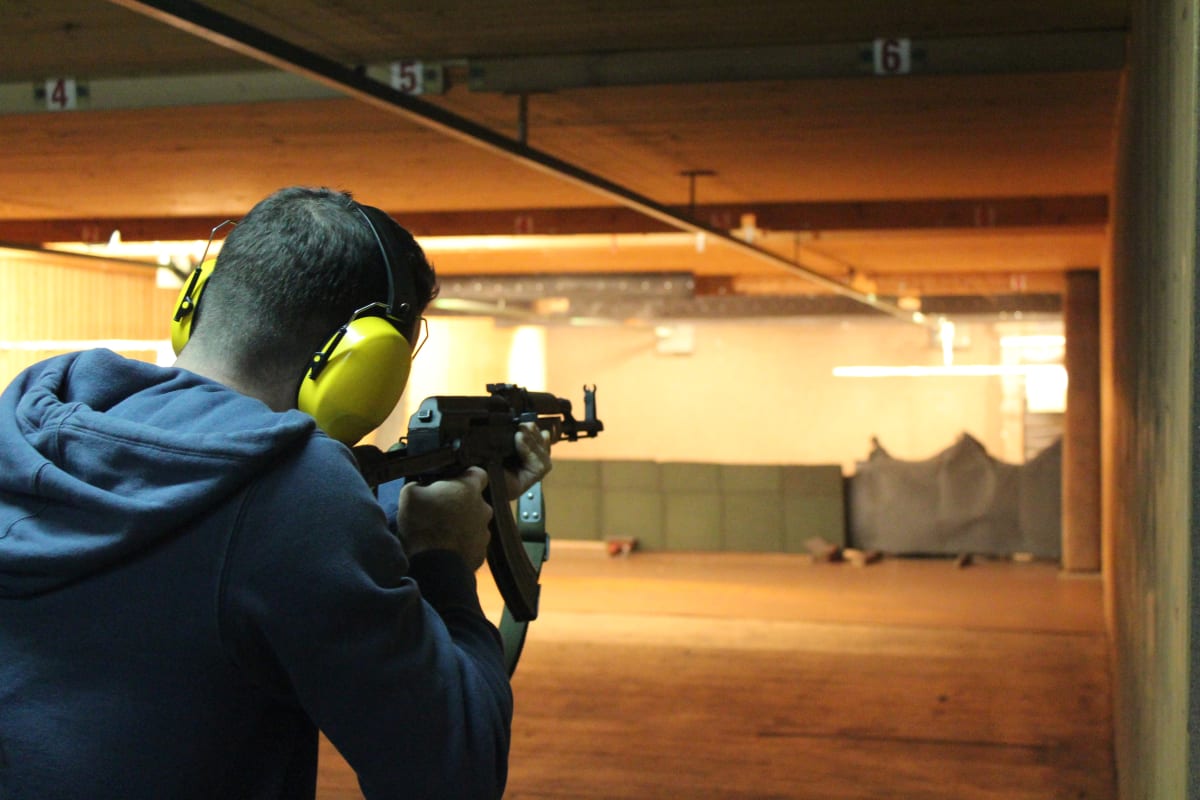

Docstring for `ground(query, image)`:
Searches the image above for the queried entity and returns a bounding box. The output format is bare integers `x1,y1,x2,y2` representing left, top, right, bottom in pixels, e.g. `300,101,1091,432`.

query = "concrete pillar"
1061,268,1101,572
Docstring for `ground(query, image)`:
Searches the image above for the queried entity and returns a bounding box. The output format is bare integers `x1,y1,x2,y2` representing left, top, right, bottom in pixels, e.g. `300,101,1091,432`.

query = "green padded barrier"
542,460,603,540
721,491,785,552
782,465,847,551
540,459,845,554
600,489,665,550
600,459,660,490
664,493,723,550
659,462,721,492
546,458,602,488
545,486,602,540
719,464,782,493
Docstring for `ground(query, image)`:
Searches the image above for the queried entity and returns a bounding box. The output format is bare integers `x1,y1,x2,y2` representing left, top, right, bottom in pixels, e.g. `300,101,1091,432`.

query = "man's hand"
398,467,493,571
393,423,550,570
505,422,553,500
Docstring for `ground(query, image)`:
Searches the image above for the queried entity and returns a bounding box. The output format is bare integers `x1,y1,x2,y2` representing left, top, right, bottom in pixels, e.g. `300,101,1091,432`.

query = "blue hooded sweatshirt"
0,350,511,800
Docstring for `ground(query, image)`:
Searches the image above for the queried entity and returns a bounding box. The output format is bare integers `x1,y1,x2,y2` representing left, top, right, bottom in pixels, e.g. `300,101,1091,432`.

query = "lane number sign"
391,60,424,95
45,78,78,110
872,38,912,75
389,60,445,95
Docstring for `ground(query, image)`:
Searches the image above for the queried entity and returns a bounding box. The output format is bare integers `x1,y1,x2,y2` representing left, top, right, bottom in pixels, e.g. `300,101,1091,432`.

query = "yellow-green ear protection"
170,204,420,445
170,257,215,357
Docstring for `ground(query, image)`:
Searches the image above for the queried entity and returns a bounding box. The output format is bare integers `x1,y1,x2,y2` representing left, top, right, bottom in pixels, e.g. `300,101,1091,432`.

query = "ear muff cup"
170,258,216,356
297,314,412,445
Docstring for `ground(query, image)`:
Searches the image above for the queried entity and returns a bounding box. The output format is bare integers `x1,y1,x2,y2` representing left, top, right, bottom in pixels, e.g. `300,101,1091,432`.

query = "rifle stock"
353,384,603,624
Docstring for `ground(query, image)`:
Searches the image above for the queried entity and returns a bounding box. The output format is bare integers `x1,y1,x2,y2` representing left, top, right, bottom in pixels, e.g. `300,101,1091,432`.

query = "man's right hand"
397,467,493,571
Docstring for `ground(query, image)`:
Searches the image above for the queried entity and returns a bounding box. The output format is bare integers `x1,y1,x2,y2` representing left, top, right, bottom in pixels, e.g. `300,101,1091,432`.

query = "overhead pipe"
108,0,932,326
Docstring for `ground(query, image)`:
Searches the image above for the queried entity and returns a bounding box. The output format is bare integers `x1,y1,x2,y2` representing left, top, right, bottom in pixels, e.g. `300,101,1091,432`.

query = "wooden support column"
1062,269,1101,572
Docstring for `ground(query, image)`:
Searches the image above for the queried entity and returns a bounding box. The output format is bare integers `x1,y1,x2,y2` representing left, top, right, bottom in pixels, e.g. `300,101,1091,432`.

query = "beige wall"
547,317,1017,472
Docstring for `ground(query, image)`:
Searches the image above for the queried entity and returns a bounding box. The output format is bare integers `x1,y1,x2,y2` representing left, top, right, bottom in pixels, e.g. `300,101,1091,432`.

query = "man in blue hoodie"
0,186,546,799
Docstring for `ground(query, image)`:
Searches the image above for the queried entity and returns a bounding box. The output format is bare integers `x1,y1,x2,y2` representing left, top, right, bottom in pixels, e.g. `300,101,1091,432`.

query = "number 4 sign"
872,38,912,75
45,78,78,110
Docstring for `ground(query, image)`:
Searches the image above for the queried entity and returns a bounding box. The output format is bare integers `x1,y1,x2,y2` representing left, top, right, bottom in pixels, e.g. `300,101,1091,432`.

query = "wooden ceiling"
0,1,1127,311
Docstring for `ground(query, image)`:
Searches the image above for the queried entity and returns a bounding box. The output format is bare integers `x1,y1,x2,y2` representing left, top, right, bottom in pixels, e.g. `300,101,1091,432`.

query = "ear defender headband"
170,205,423,445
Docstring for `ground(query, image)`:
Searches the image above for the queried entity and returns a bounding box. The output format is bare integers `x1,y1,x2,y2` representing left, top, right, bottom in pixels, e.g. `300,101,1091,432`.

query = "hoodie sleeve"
215,436,512,800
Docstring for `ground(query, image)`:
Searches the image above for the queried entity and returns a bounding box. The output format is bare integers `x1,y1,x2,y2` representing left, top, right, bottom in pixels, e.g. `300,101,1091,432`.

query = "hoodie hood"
0,349,317,597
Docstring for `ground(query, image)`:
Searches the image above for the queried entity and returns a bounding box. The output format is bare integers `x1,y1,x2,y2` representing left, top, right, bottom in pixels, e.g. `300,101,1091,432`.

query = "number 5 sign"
872,38,912,75
390,60,424,95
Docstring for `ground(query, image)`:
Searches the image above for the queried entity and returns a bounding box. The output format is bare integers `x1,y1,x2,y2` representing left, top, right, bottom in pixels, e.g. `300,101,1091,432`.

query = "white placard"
390,60,424,95
44,77,78,110
872,38,912,75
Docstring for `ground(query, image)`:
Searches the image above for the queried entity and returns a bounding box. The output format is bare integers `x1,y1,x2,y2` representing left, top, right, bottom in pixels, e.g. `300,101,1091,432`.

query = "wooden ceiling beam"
0,195,1108,243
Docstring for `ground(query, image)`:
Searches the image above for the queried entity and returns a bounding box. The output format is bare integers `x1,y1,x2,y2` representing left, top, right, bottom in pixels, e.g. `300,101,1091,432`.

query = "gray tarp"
846,433,1062,559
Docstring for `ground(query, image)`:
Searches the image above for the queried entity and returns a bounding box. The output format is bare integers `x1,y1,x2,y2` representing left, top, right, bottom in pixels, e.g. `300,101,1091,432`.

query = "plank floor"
317,547,1113,799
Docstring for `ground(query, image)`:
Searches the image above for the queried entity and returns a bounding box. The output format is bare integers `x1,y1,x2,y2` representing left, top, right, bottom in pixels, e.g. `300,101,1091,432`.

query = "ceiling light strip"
833,364,1066,377
0,339,165,350
0,241,173,272
107,0,928,327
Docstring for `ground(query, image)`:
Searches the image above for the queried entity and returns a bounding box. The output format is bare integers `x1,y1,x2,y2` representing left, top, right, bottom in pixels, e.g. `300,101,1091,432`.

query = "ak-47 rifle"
352,384,603,672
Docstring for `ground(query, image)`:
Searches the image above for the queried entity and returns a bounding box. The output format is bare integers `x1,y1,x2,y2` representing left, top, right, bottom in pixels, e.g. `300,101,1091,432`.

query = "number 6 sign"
872,38,912,75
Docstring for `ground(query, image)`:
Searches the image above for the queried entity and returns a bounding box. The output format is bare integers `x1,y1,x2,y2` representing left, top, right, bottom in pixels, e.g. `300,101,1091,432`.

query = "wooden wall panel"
0,248,177,387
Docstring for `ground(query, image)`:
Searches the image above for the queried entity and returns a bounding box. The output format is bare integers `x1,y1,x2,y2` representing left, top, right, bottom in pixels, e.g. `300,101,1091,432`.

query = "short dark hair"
192,186,437,380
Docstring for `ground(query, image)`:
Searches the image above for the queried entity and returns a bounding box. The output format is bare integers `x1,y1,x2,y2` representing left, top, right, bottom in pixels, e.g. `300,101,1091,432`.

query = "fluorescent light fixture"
1000,335,1066,348
0,339,174,366
47,239,215,263
429,297,618,327
419,233,698,253
833,364,1066,378
0,339,167,351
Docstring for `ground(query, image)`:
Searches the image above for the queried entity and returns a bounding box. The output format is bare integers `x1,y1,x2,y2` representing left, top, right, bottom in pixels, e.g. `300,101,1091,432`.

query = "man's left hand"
505,422,552,499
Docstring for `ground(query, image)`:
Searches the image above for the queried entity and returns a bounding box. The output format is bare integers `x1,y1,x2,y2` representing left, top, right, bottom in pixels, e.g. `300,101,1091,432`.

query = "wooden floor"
317,547,1113,799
